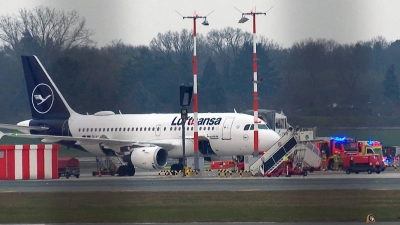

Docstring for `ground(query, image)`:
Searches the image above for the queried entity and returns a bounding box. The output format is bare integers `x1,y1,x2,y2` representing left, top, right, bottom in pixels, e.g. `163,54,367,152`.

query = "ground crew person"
320,150,327,171
333,152,339,170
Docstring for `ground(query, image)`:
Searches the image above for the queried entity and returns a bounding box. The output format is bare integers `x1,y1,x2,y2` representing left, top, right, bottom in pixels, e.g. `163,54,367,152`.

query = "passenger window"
140,127,142,131
144,127,147,131
119,128,122,131
123,128,126,131
111,128,113,132
107,128,109,132
174,127,177,131
91,128,93,132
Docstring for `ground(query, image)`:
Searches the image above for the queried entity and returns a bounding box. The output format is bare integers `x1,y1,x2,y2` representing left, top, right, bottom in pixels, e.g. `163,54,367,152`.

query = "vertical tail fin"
21,55,78,119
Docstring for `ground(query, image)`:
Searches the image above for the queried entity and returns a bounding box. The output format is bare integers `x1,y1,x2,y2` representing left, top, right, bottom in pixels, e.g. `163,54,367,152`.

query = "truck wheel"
367,169,372,174
346,169,351,174
355,171,359,174
303,171,307,176
75,174,80,178
66,173,70,179
376,171,381,174
92,172,96,176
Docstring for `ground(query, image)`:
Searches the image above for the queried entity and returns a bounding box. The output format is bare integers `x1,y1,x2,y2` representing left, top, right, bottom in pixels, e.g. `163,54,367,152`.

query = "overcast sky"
1,0,400,48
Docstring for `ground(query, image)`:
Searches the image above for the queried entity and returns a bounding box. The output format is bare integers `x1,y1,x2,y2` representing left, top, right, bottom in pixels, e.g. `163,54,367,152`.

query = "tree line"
1,6,400,125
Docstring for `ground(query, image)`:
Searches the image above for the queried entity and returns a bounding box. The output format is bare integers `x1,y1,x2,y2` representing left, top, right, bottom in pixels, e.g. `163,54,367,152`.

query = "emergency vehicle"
358,140,387,169
317,137,359,170
343,154,385,174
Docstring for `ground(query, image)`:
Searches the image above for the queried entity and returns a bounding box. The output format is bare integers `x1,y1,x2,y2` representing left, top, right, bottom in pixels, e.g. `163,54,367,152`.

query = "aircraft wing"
0,131,150,148
0,123,49,132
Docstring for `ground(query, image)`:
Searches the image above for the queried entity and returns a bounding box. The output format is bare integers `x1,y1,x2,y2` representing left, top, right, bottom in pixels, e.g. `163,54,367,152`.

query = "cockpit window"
249,124,269,130
258,124,268,130
244,124,250,130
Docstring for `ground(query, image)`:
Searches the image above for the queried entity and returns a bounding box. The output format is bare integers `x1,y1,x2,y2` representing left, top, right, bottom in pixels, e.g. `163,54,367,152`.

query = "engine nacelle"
130,146,168,170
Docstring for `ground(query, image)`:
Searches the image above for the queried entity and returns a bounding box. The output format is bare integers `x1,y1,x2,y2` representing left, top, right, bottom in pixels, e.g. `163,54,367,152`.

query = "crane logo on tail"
31,83,54,114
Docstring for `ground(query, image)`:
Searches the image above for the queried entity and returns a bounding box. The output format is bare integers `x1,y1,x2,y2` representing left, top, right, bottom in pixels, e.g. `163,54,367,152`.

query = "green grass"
0,190,400,223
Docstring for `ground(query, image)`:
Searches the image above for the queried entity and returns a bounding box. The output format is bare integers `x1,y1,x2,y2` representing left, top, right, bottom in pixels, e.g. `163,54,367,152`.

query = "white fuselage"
67,112,280,158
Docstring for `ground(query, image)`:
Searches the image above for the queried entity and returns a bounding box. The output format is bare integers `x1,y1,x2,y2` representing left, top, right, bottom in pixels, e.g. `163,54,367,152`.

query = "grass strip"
1,190,400,223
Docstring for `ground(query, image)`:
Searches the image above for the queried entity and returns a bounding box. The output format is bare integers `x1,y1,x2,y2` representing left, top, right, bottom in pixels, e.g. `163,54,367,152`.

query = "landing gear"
117,162,136,176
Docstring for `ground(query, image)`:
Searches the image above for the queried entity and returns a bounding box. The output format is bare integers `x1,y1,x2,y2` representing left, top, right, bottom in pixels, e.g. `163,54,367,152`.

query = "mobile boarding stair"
92,156,124,176
249,128,321,177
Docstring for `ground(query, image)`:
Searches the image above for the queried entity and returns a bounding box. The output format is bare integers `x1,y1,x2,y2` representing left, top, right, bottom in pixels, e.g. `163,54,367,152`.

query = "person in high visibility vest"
321,150,327,171
283,155,289,162
333,152,339,170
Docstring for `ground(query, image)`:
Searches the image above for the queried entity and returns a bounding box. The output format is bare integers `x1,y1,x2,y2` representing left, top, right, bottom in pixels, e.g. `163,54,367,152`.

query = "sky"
0,0,400,48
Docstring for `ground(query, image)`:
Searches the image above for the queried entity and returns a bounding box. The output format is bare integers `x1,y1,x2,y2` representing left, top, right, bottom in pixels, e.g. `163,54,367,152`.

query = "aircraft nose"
260,129,281,151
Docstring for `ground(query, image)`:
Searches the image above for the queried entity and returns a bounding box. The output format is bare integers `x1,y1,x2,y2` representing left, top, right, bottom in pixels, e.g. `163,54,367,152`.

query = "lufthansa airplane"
0,55,280,176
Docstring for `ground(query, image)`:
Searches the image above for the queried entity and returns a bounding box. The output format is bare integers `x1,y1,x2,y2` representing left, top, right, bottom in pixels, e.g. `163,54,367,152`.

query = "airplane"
0,55,281,176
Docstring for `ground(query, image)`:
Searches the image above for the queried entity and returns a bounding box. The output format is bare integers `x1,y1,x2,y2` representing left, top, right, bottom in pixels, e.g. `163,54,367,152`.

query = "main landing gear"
118,161,135,176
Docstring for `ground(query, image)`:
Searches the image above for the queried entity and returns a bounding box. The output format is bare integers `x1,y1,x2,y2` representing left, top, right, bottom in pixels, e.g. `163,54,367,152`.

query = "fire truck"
358,140,386,169
317,137,359,170
343,154,385,174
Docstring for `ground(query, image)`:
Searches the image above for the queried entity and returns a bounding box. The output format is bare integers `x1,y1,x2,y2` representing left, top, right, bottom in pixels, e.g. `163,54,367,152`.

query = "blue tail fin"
21,55,78,119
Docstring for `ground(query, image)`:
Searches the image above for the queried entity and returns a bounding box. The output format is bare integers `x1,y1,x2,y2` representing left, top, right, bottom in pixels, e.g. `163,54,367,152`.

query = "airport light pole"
180,11,210,171
238,8,269,157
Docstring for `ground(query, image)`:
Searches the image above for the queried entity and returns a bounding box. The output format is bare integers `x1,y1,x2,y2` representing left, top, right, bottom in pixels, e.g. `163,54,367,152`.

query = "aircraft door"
222,117,235,140
62,120,70,136
155,124,162,136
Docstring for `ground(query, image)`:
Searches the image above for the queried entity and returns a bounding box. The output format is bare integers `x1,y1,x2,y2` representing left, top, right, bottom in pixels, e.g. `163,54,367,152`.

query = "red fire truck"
317,137,359,170
343,154,385,174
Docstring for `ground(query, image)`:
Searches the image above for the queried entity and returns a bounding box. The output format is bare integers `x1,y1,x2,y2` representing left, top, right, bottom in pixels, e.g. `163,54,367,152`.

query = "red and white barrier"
0,144,59,180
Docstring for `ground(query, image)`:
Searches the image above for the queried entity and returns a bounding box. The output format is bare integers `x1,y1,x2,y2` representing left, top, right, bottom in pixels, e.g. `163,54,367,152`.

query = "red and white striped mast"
238,8,268,157
182,11,210,171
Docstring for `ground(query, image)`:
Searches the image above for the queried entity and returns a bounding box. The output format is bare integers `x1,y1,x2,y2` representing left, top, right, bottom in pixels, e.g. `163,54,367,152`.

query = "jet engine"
130,146,168,170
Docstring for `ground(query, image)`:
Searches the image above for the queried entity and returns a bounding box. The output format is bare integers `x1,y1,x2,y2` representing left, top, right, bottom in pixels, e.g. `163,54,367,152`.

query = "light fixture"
202,19,209,26
238,16,249,23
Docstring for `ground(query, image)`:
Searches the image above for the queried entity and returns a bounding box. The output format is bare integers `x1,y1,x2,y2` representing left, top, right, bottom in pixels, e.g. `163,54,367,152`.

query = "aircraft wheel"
118,166,127,176
128,166,135,176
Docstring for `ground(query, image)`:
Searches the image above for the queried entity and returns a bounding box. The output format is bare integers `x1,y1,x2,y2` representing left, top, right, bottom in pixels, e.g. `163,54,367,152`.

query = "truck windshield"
344,142,358,151
373,148,383,156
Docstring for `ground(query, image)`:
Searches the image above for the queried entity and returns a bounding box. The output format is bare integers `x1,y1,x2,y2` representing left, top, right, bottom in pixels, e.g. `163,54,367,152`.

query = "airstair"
93,156,125,176
249,128,321,176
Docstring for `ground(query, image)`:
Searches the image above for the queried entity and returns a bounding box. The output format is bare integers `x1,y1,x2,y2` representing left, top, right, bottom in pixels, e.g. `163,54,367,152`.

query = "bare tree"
0,6,94,58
